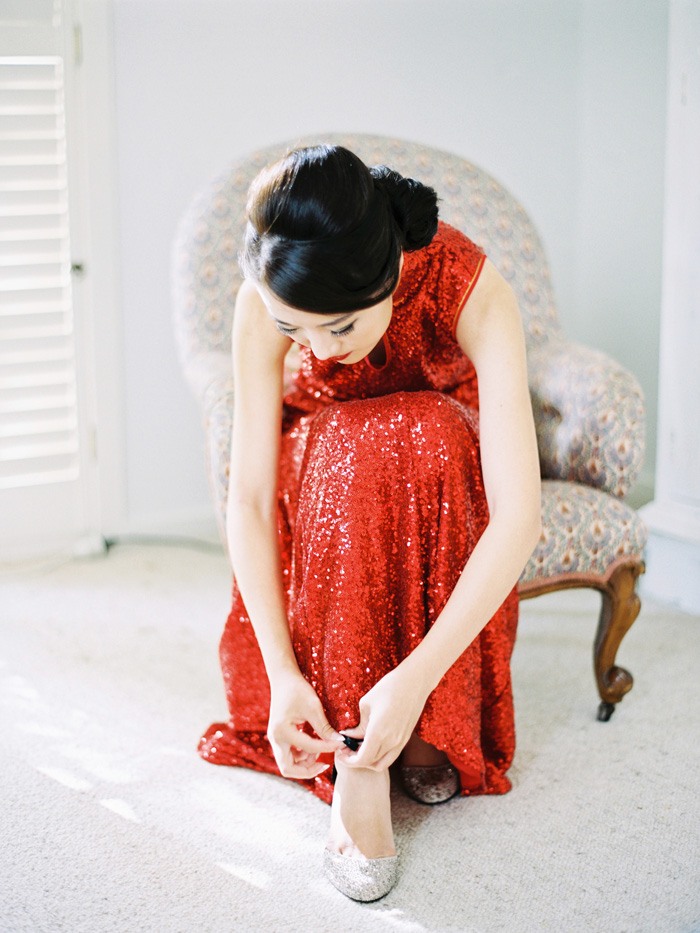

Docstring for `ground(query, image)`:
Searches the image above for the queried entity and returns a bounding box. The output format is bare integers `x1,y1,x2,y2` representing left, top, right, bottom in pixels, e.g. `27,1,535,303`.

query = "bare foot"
327,757,396,860
400,731,449,768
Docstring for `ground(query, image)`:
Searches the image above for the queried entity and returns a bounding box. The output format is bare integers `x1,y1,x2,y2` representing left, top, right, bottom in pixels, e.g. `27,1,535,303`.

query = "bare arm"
401,258,541,689
346,259,541,768
227,280,292,673
227,280,343,775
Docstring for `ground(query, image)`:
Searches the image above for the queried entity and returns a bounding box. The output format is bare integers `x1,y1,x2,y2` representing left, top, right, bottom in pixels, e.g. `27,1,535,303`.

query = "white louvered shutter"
0,55,78,489
0,1,98,559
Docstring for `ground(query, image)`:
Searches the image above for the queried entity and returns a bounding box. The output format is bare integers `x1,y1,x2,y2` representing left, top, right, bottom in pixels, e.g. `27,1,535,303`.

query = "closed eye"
275,323,297,336
330,322,355,337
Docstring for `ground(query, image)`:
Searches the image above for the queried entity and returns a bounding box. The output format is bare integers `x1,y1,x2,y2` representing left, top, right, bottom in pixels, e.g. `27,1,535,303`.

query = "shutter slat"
0,253,70,267
0,369,74,390
1,324,71,339
0,302,71,319
0,415,76,438
0,467,79,491
0,131,61,141
0,281,71,295
1,346,74,366
0,182,65,193
0,394,75,415
0,227,69,241
0,81,60,91
0,203,68,217
0,436,79,462
0,3,60,26
2,353,73,369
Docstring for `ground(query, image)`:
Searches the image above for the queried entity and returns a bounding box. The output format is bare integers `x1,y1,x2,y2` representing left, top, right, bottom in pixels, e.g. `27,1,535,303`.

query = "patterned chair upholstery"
172,134,647,721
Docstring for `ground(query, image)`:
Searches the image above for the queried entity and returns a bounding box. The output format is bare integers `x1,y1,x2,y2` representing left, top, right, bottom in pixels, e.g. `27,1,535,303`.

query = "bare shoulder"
233,279,290,361
234,278,273,335
455,258,522,363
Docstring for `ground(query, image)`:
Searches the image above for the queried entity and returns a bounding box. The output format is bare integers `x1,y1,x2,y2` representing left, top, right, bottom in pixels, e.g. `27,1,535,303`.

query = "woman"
199,144,541,901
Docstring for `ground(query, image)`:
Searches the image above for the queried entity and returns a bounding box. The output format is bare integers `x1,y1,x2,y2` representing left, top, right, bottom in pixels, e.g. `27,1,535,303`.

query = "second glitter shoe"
399,763,460,804
323,849,399,902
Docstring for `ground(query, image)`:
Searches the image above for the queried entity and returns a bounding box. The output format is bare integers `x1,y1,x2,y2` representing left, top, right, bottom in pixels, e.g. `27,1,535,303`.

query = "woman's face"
256,285,394,365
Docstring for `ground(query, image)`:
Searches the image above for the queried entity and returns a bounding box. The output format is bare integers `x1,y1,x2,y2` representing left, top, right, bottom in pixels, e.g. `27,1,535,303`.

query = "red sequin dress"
199,222,519,805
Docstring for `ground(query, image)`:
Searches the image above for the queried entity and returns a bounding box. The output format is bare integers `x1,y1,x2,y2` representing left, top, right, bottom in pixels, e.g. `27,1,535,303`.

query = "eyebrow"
273,311,355,329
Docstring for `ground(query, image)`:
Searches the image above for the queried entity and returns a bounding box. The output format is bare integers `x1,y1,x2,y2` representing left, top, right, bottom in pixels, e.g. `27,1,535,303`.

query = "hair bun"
370,165,439,251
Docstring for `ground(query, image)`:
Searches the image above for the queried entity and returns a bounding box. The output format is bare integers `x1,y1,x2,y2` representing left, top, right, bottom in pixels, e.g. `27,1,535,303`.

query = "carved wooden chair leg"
593,560,645,721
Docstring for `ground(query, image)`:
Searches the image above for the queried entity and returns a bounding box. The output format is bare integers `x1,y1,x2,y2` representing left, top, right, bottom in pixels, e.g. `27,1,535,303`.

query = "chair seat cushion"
519,480,647,590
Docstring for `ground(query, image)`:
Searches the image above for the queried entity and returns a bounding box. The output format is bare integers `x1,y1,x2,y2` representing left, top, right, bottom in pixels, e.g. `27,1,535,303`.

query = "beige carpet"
1,543,698,933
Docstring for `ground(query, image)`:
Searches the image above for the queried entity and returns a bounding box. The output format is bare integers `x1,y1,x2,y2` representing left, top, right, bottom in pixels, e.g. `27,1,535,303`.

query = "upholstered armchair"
172,134,647,722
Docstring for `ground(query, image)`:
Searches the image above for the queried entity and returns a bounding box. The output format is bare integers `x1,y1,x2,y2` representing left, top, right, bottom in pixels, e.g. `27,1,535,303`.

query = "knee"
308,392,479,467
315,392,468,432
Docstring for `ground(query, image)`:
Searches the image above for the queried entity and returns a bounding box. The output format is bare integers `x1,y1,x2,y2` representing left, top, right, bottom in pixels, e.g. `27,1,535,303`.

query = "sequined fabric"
323,849,399,902
199,223,519,804
399,764,460,805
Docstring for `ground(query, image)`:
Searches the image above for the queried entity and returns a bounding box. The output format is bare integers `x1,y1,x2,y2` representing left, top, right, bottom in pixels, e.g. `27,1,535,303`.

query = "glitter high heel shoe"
326,735,398,901
399,763,460,804
323,848,399,902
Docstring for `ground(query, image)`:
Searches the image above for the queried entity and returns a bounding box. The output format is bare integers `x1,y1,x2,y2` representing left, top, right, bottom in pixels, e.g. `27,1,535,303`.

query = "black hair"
240,145,439,314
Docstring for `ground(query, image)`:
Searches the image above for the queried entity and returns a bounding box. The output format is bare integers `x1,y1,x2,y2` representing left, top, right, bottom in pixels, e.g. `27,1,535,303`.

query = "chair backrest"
172,133,561,373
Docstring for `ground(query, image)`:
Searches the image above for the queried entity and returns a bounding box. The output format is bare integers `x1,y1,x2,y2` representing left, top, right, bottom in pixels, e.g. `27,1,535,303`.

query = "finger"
308,714,345,747
346,729,400,770
340,726,365,742
283,761,331,779
271,742,331,779
280,731,337,755
291,748,330,771
341,717,374,762
344,737,384,768
345,745,385,770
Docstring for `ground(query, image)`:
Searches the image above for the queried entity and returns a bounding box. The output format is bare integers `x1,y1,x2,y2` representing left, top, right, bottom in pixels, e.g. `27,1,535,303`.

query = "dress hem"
198,721,513,806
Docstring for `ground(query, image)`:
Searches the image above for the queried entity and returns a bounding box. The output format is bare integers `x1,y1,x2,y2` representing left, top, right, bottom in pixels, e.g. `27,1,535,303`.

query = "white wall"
107,0,667,536
574,1,667,491
641,0,700,614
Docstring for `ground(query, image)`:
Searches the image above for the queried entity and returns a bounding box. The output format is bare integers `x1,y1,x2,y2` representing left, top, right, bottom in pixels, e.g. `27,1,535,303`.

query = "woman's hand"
268,669,344,779
340,666,430,771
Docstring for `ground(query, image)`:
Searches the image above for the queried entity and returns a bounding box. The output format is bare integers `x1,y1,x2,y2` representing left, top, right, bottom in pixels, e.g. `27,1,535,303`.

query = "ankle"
329,761,395,859
401,732,449,768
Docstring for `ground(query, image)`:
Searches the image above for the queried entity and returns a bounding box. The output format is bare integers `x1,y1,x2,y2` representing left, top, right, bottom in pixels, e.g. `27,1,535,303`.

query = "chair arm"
181,350,234,550
181,350,232,409
528,338,645,498
203,384,234,553
183,348,301,551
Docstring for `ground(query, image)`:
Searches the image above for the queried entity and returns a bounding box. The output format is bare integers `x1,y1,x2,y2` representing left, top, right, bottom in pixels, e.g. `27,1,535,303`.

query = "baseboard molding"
640,531,700,615
0,513,223,567
107,506,222,547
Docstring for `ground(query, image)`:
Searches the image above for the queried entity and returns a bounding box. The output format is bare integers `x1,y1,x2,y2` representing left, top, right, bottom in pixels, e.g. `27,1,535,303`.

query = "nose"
309,333,342,361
